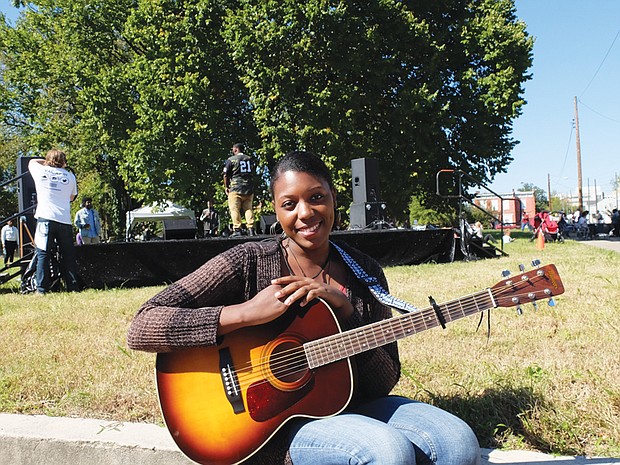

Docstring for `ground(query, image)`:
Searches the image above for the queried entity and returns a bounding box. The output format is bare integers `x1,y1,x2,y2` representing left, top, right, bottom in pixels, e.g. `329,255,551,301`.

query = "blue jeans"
288,396,480,465
35,219,80,293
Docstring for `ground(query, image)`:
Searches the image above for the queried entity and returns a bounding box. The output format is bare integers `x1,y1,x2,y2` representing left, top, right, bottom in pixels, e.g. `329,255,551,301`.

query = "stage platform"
75,228,456,290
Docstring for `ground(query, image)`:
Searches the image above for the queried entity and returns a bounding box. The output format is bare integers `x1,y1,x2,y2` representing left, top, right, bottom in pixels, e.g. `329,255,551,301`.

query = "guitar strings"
234,289,550,391
232,274,554,389
229,275,555,391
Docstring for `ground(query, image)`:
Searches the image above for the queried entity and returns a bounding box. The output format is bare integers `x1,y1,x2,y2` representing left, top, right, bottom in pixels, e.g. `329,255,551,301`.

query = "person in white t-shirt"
1,218,19,265
29,150,80,294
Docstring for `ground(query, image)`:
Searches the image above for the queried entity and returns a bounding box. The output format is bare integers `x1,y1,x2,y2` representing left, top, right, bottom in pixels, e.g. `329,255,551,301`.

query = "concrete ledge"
483,448,620,464
1,413,619,465
0,413,193,465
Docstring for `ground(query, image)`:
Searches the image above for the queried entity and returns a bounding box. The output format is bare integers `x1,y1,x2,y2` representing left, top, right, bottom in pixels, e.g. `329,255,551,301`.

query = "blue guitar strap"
330,241,418,315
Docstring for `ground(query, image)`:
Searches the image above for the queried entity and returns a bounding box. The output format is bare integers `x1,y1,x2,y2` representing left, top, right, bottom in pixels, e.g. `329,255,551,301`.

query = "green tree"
0,124,30,221
549,194,565,213
409,196,455,227
2,0,533,229
115,0,259,208
1,0,260,233
518,182,548,212
223,0,533,222
0,0,136,235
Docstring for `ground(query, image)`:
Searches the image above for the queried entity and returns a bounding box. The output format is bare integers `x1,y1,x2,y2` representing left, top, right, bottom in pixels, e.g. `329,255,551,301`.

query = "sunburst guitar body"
156,300,353,465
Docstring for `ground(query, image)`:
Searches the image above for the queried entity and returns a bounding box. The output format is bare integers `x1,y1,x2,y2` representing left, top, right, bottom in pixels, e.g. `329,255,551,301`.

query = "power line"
579,28,620,98
558,123,574,180
578,98,620,124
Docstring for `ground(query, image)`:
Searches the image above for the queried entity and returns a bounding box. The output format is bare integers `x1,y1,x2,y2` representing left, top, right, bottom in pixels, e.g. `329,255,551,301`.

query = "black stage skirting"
75,228,455,290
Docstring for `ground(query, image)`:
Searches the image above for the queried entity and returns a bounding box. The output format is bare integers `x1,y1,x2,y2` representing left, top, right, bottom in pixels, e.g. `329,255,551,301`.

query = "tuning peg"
532,301,538,310
502,270,511,277
516,305,523,315
548,297,556,307
519,264,525,273
531,259,541,268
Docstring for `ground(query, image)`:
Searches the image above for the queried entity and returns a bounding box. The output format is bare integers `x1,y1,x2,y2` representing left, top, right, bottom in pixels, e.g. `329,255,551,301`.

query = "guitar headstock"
491,264,564,310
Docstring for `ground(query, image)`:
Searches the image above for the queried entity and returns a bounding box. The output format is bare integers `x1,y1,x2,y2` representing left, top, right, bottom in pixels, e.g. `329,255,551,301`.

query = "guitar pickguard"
247,376,315,422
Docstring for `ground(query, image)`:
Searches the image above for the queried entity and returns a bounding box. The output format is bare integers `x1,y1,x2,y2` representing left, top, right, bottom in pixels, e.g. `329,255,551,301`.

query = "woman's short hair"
270,151,333,197
45,149,67,168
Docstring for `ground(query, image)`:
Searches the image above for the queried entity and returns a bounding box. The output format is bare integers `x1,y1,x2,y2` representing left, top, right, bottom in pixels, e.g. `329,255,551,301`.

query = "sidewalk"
577,236,620,253
483,448,620,464
1,413,619,465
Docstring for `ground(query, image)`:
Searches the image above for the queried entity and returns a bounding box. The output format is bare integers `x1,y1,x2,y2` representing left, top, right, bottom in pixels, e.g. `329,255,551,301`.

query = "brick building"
473,191,536,227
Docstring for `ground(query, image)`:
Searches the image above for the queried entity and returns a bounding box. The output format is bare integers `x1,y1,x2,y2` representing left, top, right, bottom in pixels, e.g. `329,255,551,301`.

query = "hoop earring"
271,221,284,237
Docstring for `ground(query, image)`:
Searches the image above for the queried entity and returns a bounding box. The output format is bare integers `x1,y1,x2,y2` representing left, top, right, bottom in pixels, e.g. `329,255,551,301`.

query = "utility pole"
547,173,552,211
614,173,620,208
594,179,598,212
574,96,584,211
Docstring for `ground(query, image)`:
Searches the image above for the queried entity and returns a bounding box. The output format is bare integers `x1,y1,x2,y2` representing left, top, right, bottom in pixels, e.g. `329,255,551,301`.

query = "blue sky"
2,1,619,199
490,0,620,198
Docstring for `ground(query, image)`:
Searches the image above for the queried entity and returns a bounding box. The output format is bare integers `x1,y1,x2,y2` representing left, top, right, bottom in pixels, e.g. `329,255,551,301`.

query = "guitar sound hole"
269,341,309,385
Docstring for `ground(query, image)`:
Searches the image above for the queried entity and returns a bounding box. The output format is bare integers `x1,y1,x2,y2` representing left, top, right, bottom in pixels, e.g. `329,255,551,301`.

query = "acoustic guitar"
156,264,564,465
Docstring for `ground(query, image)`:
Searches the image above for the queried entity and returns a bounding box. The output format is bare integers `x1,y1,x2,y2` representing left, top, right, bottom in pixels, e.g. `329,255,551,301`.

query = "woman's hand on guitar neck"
271,275,354,323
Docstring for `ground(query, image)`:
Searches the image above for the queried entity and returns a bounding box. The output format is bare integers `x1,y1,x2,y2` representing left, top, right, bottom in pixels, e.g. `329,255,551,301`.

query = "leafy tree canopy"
409,196,455,227
1,0,533,233
518,182,548,212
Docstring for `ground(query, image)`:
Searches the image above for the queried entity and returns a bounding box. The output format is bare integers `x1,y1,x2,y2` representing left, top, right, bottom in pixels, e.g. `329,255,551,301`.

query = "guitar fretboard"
304,289,494,369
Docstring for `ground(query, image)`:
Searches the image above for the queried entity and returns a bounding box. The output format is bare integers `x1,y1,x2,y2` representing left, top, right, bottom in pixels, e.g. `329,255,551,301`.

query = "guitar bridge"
219,347,245,414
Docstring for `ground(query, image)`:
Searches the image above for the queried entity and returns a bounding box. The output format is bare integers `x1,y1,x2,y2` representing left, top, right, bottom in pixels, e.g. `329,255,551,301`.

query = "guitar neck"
304,289,494,369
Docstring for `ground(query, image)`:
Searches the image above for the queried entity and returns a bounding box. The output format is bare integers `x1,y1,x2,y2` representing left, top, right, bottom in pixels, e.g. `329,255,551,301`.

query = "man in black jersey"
223,143,256,236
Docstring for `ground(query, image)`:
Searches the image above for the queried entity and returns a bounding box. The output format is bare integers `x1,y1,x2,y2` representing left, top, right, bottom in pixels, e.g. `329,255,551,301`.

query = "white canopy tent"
125,201,196,241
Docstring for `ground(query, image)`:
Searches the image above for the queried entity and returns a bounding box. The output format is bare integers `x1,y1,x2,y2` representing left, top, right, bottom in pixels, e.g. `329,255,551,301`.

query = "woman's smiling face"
272,170,335,251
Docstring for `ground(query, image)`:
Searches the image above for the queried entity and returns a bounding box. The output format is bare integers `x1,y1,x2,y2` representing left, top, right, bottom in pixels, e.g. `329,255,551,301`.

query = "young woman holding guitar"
127,151,480,465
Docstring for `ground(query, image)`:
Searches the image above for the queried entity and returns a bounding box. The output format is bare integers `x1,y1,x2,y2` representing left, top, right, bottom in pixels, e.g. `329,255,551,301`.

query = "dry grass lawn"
1,232,618,457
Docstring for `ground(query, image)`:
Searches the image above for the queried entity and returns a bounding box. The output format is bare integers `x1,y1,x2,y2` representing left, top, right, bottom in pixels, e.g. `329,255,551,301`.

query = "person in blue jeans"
74,197,102,244
128,151,479,465
29,150,80,294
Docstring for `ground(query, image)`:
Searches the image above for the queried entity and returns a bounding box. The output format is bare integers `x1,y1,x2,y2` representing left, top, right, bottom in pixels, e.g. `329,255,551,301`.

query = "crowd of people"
457,204,620,257
542,209,620,240
514,208,619,243
3,143,260,291
508,207,620,243
3,143,260,293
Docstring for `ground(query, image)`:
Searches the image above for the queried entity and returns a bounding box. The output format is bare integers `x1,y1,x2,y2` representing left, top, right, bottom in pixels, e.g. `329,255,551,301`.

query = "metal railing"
436,169,520,257
1,171,36,282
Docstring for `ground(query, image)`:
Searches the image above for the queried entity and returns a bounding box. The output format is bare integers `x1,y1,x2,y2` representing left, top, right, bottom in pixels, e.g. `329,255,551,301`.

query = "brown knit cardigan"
127,239,401,465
